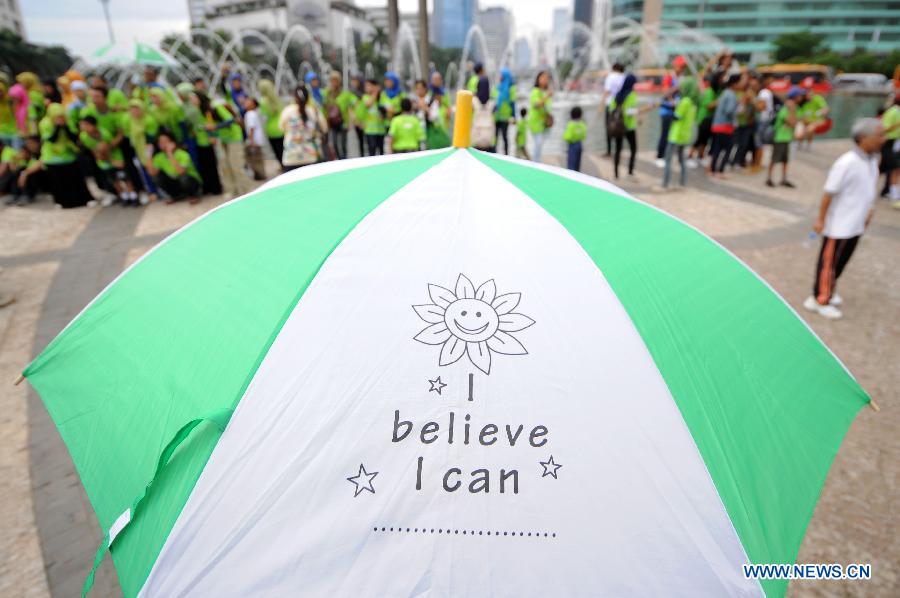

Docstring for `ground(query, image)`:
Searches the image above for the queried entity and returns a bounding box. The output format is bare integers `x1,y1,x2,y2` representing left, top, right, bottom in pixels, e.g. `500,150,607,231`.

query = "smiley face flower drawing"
413,274,535,375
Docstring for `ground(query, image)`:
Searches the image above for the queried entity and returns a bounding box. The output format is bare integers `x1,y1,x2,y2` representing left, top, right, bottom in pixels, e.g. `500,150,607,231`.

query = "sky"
22,0,567,58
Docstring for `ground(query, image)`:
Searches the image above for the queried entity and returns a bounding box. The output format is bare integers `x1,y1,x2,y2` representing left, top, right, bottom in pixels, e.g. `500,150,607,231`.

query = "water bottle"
803,230,817,249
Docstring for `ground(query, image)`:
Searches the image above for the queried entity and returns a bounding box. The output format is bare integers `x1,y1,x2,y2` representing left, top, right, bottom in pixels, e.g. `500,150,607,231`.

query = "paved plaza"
0,140,897,597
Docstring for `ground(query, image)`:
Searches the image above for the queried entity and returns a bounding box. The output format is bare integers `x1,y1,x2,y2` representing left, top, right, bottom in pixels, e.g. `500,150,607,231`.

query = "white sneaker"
654,158,665,168
101,194,117,207
803,296,842,319
829,293,842,306
803,296,819,312
86,199,98,208
686,159,699,169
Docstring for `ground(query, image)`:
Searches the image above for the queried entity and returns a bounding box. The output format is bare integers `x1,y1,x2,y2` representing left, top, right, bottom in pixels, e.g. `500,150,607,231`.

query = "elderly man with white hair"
804,117,885,319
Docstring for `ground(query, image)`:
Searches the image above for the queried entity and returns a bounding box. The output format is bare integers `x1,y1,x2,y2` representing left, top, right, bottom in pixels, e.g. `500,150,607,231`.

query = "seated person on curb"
144,130,201,204
79,116,139,206
387,98,425,154
3,136,45,206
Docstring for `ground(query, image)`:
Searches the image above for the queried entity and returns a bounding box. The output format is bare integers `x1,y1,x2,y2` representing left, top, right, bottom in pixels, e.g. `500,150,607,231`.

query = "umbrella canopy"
84,40,179,67
24,149,868,597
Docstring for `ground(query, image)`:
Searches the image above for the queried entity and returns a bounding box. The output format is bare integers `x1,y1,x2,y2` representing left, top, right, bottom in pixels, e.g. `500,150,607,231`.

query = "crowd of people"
1,56,898,211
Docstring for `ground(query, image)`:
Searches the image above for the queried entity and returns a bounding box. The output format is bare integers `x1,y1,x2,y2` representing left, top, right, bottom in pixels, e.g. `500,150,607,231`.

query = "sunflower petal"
428,284,456,308
475,279,497,303
492,293,521,315
440,336,466,365
413,304,446,324
487,330,528,355
467,341,491,375
498,312,535,332
414,323,451,345
455,274,475,299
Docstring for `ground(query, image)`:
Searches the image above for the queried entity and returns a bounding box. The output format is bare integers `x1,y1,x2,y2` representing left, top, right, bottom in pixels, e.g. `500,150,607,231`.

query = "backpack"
471,99,495,148
326,102,343,129
607,103,626,137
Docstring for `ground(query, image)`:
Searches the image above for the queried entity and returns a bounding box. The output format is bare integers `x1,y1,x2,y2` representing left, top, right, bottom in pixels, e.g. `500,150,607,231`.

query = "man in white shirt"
601,63,626,157
804,118,885,319
242,96,267,180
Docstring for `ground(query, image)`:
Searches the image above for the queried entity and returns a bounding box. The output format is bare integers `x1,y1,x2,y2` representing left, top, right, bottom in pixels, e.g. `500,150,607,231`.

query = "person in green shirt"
387,98,425,154
798,90,830,148
767,87,801,188
660,77,699,189
349,74,367,156
689,81,720,164
324,72,357,159
79,115,139,204
16,72,44,136
563,106,587,172
492,68,517,155
187,91,223,195
258,79,284,165
0,77,18,147
466,62,484,94
515,107,530,160
380,71,405,120
528,70,553,162
145,130,201,204
362,79,387,156
2,135,43,205
608,73,643,179
880,95,900,204
40,103,95,208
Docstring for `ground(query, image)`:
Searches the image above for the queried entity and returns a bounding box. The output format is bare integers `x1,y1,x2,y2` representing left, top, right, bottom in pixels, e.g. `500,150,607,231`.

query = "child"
242,96,267,180
563,106,586,171
144,129,201,204
363,79,386,156
79,115,139,205
766,87,801,188
387,98,424,154
660,78,699,190
516,107,530,160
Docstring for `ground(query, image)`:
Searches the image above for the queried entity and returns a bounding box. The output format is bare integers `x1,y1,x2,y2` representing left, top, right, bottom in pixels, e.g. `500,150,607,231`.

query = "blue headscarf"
615,73,636,106
305,72,322,105
497,67,513,106
229,72,247,114
384,71,401,99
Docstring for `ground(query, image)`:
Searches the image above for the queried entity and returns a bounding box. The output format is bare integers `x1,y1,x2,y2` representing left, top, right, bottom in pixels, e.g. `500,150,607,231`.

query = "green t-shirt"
81,105,121,138
883,105,900,141
152,149,200,182
362,94,386,135
213,103,242,144
108,89,129,112
1,145,22,168
379,90,404,119
801,94,828,122
528,88,552,133
388,113,424,151
79,128,124,170
609,92,638,131
324,88,357,130
0,97,17,136
492,84,517,122
259,97,284,138
668,97,697,145
563,120,587,143
39,118,78,164
516,122,527,148
774,105,795,143
466,75,479,93
697,87,718,123
353,94,368,128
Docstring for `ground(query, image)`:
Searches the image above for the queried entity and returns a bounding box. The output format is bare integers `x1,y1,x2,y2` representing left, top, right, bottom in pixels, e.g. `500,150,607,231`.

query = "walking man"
804,118,884,319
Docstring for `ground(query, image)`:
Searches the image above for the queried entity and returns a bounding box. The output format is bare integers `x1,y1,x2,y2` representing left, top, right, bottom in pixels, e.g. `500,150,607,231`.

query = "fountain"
391,22,423,90
455,24,491,90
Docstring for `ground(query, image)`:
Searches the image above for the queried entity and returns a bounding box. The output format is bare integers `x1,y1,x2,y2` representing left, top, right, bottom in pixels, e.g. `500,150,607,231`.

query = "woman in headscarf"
280,84,327,171
380,71,404,119
16,73,44,135
304,72,323,108
175,81,200,165
8,80,29,137
124,98,161,200
471,76,496,152
257,79,284,165
149,88,182,142
210,94,252,197
57,76,73,107
528,70,553,162
608,73,641,179
660,77,699,190
0,77,18,147
228,73,248,116
39,103,94,208
493,67,516,155
187,90,223,195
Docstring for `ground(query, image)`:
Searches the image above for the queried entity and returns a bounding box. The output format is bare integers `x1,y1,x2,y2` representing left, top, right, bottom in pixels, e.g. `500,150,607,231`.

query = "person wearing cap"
803,118,884,319
766,86,802,188
654,55,688,168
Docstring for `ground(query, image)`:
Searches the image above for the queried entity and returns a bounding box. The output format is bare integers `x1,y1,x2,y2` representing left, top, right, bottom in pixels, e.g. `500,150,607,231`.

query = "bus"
756,64,833,94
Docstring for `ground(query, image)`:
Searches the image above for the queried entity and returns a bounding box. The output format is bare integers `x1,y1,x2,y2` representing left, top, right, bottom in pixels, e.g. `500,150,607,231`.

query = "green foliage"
0,29,73,79
429,46,462,79
772,30,827,63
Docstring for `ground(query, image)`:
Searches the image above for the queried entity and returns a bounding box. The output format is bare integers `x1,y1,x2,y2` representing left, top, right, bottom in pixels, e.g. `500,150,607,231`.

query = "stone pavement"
0,141,896,597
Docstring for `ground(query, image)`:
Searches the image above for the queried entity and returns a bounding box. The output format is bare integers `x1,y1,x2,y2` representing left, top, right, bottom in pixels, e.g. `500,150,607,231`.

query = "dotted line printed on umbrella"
373,527,557,538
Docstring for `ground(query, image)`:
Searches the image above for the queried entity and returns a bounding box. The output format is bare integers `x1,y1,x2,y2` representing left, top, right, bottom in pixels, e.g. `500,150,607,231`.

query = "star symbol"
347,463,378,497
428,376,447,395
540,455,562,479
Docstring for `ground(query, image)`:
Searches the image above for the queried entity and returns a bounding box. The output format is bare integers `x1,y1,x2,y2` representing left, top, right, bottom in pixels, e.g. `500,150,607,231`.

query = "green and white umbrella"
85,40,179,67
23,148,869,597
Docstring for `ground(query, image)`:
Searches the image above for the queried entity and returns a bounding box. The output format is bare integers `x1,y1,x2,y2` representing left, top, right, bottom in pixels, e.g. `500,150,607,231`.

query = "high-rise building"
514,36,533,70
0,0,26,39
610,0,900,63
572,0,595,54
478,6,513,66
433,0,479,48
552,8,572,61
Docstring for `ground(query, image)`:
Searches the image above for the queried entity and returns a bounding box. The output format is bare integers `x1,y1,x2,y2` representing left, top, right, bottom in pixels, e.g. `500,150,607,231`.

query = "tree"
771,30,826,63
0,30,73,78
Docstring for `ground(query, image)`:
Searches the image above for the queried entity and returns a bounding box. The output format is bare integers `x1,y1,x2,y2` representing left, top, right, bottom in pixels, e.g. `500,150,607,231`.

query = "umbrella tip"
14,373,25,386
868,398,880,412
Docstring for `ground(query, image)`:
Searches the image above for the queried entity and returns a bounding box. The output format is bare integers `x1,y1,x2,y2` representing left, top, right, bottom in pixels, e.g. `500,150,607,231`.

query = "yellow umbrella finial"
452,90,474,149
